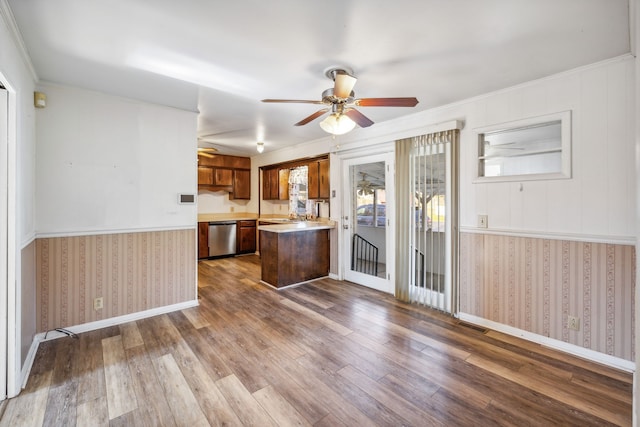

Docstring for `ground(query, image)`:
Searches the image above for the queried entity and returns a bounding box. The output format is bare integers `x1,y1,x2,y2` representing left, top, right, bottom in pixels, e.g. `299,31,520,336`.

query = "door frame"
0,84,7,402
0,75,18,400
341,152,395,294
0,83,11,401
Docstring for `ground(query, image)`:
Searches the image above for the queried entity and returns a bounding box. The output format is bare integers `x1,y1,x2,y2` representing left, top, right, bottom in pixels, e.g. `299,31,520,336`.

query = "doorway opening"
342,152,394,294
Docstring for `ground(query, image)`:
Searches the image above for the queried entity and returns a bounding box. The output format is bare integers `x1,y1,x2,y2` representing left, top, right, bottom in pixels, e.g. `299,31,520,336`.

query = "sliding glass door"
410,143,451,311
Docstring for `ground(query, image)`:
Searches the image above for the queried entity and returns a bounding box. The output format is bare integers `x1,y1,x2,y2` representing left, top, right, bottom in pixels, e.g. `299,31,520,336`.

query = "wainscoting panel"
21,240,37,366
459,232,635,361
36,229,196,333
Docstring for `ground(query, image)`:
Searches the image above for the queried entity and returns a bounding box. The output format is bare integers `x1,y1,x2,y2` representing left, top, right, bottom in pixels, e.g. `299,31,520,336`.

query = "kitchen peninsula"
259,221,335,289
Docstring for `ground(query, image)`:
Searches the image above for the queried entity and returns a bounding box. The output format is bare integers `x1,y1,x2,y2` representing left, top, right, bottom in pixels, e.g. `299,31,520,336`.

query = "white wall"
197,190,250,214
461,57,635,240
35,83,198,235
0,0,37,397
319,55,636,242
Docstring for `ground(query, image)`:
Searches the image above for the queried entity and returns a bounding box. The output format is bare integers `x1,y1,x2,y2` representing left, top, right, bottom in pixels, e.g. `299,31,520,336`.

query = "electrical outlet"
94,297,103,311
568,315,580,331
478,215,488,228
230,206,235,212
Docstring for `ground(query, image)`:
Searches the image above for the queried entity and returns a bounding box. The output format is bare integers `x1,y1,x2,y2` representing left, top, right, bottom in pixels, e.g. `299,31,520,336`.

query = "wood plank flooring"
0,255,632,426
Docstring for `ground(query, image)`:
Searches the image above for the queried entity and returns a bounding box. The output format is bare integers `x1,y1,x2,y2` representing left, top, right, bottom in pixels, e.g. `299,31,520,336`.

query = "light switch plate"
478,215,488,228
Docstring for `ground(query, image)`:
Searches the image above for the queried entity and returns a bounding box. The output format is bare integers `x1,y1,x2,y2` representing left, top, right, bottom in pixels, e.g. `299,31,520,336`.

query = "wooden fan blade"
344,108,374,128
334,73,357,98
355,97,419,107
262,99,324,104
294,108,330,126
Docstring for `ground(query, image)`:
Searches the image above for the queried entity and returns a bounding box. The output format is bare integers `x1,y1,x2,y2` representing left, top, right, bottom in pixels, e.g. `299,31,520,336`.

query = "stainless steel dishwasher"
208,221,237,257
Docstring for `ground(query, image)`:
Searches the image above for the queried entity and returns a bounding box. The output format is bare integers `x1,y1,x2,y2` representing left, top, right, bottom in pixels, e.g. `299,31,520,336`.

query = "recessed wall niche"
475,110,571,182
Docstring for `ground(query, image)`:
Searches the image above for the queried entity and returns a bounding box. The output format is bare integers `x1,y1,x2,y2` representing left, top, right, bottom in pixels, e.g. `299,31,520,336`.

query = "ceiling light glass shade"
256,141,264,153
319,113,356,135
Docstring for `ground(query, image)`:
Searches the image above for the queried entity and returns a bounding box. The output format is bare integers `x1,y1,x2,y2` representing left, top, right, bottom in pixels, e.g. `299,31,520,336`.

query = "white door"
342,152,394,294
0,87,8,401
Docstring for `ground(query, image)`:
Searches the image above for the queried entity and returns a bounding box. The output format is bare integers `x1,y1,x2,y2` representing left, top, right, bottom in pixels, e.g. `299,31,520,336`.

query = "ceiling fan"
357,173,382,196
262,67,419,135
197,136,219,158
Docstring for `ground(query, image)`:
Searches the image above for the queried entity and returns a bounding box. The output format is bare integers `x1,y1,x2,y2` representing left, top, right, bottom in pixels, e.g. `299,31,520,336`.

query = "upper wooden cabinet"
231,169,251,200
308,159,330,200
262,168,277,200
198,154,250,199
278,169,290,200
262,167,289,200
198,166,233,187
198,166,215,186
198,154,250,169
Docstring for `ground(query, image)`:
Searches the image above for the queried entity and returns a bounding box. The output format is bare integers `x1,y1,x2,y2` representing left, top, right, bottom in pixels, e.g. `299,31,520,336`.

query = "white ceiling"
7,0,630,157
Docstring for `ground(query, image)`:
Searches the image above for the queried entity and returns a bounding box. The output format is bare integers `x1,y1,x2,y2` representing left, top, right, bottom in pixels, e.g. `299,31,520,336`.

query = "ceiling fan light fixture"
319,113,356,135
256,141,265,153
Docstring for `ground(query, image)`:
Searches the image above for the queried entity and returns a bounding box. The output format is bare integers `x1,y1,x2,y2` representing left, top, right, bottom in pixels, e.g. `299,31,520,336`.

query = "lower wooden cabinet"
199,219,257,259
260,228,329,288
198,222,209,259
237,220,257,254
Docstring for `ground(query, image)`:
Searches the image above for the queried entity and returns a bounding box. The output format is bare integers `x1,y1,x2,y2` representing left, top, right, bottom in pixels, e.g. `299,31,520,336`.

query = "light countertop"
258,220,336,233
198,213,258,222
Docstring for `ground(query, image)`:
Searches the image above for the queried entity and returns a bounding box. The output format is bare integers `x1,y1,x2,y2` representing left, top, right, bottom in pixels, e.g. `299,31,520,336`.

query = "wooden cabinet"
262,168,289,200
231,169,251,200
198,154,250,199
198,166,214,186
307,161,317,199
278,169,290,200
237,220,257,254
214,168,233,186
318,159,330,199
262,168,278,200
307,159,330,200
260,228,329,288
198,166,233,186
198,222,209,259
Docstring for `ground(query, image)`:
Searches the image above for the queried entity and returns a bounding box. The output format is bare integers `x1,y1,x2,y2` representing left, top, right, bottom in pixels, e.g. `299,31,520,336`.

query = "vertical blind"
395,130,459,313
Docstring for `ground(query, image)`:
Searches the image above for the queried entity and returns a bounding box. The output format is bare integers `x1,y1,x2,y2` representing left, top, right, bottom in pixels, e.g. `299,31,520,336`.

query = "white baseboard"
260,276,328,291
20,336,41,390
457,313,636,373
37,299,199,342
19,299,199,390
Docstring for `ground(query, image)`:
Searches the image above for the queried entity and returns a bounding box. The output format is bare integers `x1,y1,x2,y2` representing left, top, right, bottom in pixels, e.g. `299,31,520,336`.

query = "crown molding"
0,0,38,82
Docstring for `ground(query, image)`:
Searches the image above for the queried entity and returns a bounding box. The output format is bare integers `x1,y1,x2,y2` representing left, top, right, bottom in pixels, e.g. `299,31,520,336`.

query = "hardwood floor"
0,255,632,426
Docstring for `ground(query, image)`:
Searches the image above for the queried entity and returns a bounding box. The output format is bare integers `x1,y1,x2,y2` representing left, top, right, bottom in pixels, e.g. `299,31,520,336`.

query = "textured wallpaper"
460,232,635,361
36,229,196,333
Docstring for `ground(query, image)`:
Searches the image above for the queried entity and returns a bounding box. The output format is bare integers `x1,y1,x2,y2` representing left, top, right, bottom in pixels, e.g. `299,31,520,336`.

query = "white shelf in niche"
474,110,571,183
